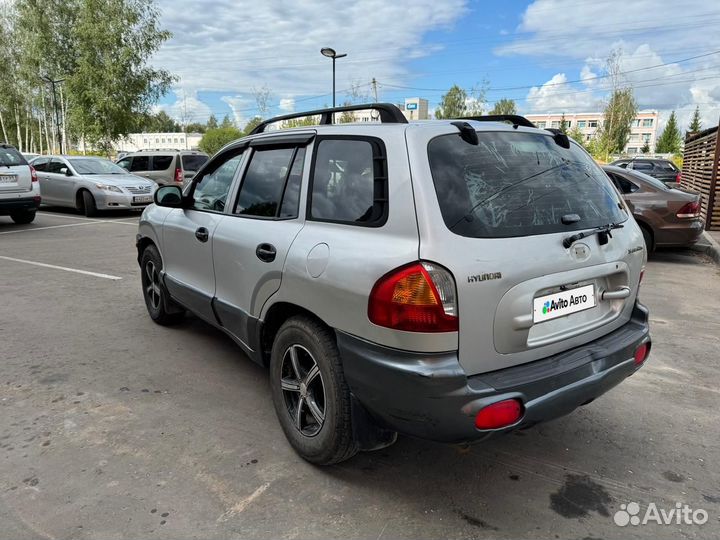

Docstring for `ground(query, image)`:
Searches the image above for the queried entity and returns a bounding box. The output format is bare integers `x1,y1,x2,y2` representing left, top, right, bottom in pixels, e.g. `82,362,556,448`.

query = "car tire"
269,316,358,465
81,190,98,217
140,244,185,325
10,211,36,224
641,225,653,253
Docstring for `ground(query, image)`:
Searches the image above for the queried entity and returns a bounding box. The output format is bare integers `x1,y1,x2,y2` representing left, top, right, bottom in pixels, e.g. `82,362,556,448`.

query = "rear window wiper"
562,222,624,249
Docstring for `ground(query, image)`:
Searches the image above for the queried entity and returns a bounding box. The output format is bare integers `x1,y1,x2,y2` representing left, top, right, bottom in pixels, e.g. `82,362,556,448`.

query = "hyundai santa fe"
135,104,651,465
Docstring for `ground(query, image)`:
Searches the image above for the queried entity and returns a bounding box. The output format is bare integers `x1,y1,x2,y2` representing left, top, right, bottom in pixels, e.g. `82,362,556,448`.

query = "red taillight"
368,262,458,332
675,172,681,183
676,201,700,218
174,167,183,183
475,399,524,430
634,342,651,365
30,165,38,182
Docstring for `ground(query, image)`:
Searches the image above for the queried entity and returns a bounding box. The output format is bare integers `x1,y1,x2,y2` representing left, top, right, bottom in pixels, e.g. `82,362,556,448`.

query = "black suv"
609,158,681,187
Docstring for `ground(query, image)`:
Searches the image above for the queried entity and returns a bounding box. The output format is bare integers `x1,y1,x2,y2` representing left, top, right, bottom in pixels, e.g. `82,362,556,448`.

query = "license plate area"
133,195,153,203
0,175,17,183
533,284,596,324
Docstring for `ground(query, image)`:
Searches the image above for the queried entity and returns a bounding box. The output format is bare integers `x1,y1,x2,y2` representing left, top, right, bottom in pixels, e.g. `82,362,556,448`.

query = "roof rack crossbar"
249,103,408,135
459,115,536,129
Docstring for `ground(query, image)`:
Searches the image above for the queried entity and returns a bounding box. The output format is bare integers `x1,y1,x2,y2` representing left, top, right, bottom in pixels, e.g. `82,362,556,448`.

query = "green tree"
641,142,650,154
598,88,637,157
559,112,569,134
283,116,318,128
568,125,585,147
141,110,180,132
655,111,682,154
337,102,355,124
688,106,702,133
435,85,467,119
242,116,263,134
65,0,174,152
198,126,242,156
206,114,218,130
220,114,235,129
489,98,517,116
185,122,206,134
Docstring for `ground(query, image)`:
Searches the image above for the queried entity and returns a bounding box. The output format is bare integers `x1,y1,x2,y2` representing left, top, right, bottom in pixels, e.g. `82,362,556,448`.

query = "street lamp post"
320,47,347,110
41,75,65,154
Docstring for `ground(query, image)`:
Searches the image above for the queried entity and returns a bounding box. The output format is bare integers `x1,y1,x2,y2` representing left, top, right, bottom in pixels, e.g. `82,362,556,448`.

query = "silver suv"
136,104,651,465
0,144,41,223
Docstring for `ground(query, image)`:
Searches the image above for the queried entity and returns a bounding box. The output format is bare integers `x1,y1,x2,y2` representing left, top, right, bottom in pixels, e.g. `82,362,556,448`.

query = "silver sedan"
30,155,157,216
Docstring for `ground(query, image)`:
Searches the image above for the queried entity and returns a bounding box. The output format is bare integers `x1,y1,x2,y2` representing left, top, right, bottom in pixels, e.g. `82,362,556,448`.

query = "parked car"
603,165,703,250
116,149,208,186
22,152,40,161
30,155,157,216
0,143,41,223
136,104,651,465
610,157,681,188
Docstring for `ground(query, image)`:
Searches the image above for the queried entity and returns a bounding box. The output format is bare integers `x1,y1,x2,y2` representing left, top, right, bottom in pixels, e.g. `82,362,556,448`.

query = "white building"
525,111,659,154
114,132,203,153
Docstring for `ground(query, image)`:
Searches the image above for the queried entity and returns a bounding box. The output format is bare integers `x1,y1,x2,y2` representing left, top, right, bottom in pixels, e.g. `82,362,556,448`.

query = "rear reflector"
30,165,38,182
676,201,700,218
474,399,524,430
634,342,651,365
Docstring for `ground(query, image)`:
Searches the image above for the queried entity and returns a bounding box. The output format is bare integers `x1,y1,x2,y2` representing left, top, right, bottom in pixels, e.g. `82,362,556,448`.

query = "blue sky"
151,0,720,131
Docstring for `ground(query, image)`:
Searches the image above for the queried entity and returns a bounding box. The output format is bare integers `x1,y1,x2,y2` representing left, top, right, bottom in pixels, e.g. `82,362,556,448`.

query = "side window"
309,138,386,225
117,157,131,170
130,156,149,171
632,161,652,171
235,147,295,217
610,173,639,194
279,147,306,219
192,153,243,213
32,157,49,172
152,155,174,171
47,159,65,174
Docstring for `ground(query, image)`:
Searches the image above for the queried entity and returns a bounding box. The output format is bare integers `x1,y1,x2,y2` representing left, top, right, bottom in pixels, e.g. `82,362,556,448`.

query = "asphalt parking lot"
1,209,719,540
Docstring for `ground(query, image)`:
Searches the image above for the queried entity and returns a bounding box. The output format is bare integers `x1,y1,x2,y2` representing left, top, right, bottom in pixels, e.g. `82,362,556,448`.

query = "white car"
30,155,157,216
0,144,41,224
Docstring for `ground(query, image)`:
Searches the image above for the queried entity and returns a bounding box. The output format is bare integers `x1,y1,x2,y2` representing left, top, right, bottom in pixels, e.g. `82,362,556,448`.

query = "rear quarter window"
182,154,208,172
427,131,627,238
151,155,174,170
0,147,28,167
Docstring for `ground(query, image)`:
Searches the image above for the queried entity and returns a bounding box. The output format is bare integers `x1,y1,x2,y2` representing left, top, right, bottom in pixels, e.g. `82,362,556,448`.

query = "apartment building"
525,111,659,154
115,132,203,153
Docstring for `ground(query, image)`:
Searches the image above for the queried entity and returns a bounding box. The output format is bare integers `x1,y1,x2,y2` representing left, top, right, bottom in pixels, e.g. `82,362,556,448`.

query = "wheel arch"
634,218,654,250
259,301,334,367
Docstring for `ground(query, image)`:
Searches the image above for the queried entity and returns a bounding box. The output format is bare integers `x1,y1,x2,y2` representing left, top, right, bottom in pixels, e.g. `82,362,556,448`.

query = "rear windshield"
182,154,208,172
0,146,28,167
427,131,627,238
628,169,670,191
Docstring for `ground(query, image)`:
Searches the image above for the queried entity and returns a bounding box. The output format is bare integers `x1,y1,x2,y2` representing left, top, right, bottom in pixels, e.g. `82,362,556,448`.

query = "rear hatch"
413,127,645,375
0,146,32,194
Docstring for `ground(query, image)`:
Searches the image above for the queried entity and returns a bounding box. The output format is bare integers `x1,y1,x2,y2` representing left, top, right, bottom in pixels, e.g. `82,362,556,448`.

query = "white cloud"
279,98,295,112
503,0,720,130
152,0,468,115
219,95,254,129
525,73,601,113
154,89,212,124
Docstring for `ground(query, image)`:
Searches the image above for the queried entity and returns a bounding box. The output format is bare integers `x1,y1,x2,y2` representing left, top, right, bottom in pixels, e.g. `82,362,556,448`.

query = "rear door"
45,158,76,206
128,155,152,182
0,146,32,195
410,127,645,375
149,155,175,185
212,136,312,346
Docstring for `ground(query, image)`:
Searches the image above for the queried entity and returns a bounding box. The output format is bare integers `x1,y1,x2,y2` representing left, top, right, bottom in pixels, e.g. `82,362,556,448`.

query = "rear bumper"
655,218,704,247
0,195,41,215
339,302,650,443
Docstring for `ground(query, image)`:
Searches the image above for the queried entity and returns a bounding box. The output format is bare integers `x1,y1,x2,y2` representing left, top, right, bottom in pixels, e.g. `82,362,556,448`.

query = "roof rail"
249,102,408,135
460,115,536,129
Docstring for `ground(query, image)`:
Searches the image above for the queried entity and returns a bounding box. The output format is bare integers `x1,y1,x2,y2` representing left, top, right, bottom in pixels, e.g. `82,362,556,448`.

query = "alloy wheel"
144,261,162,310
280,344,326,437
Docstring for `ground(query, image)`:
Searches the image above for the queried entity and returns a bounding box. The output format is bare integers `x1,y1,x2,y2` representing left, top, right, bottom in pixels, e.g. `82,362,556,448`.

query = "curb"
692,231,720,265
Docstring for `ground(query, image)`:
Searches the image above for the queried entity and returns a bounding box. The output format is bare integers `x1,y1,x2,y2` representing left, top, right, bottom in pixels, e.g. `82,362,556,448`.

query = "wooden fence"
680,125,719,230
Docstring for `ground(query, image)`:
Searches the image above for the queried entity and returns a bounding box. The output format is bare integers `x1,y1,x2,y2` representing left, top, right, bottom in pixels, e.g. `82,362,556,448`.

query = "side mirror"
154,185,184,207
60,167,72,176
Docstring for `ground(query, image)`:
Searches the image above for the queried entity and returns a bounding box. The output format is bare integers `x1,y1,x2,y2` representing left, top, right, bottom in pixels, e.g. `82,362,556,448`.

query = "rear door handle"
195,227,209,243
601,286,631,300
256,243,277,263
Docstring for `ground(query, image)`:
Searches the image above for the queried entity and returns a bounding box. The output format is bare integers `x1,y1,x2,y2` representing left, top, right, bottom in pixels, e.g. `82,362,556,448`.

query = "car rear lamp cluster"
634,342,651,365
474,399,524,430
30,165,38,182
676,201,700,218
675,172,682,183
174,167,183,183
368,262,458,332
